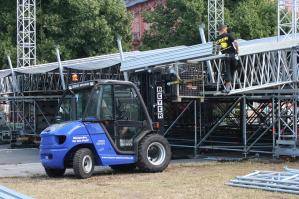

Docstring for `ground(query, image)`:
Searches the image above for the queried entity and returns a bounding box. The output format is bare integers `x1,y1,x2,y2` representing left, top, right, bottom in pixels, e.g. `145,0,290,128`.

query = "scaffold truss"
17,0,36,67
278,0,299,40
188,40,299,95
208,0,224,41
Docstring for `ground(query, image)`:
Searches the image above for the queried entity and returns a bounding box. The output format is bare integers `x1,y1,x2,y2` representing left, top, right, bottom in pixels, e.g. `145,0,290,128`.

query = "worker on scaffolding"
215,24,239,93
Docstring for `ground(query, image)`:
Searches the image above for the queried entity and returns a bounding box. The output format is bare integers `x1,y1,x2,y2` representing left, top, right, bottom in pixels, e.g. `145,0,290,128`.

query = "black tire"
137,134,171,172
110,164,136,173
73,148,95,179
45,168,66,178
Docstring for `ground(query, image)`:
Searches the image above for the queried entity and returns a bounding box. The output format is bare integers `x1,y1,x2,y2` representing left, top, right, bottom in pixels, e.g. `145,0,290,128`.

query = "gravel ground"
0,160,298,199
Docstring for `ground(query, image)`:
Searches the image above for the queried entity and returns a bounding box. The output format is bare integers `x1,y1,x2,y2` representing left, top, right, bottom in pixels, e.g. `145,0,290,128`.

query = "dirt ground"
0,160,299,199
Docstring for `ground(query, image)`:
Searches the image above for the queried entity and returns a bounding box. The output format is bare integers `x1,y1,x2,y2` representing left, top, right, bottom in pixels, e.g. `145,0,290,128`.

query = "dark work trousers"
224,54,238,83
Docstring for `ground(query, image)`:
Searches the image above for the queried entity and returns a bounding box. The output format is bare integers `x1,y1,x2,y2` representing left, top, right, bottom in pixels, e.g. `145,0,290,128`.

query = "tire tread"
73,148,95,179
137,134,171,172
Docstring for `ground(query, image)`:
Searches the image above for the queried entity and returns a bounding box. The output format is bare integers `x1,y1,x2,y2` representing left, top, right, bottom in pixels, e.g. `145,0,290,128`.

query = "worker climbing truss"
188,39,299,95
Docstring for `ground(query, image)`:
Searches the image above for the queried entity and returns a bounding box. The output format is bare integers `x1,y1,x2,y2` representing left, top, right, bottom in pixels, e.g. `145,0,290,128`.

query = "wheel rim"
82,155,92,173
147,142,166,166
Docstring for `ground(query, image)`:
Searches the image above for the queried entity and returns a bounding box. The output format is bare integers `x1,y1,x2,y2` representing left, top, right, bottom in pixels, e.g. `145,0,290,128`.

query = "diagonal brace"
196,97,242,147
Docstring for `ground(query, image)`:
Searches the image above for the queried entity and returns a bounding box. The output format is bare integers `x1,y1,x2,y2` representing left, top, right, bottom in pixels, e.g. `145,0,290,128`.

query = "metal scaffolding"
2,20,299,156
188,40,299,95
278,0,299,40
229,167,299,194
164,94,298,157
208,0,224,41
17,0,36,67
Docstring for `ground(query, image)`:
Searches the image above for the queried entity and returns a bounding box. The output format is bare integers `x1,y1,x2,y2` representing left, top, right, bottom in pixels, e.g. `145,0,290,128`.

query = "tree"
226,0,277,40
141,0,277,50
0,1,17,68
141,0,205,50
0,0,132,68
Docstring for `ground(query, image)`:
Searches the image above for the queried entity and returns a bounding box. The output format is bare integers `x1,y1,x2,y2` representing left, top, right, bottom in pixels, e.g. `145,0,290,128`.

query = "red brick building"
125,0,166,49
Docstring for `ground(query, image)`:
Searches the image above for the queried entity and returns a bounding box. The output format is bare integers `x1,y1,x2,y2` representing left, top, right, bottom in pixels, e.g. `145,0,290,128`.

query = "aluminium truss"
17,0,36,67
0,65,123,95
278,0,299,40
229,167,299,195
208,0,224,42
188,42,299,95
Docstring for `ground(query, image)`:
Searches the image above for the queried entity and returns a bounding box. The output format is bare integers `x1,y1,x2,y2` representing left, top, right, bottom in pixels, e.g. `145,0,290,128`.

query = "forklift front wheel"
138,134,171,172
73,148,95,179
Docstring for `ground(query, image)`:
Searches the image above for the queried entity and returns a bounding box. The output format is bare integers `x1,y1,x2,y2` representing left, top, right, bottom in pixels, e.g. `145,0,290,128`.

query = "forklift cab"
83,81,153,152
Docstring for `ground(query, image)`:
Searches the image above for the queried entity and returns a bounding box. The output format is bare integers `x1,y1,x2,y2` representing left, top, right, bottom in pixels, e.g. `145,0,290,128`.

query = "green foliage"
141,0,277,49
0,0,132,68
0,0,279,68
226,0,277,39
0,1,16,68
141,0,205,50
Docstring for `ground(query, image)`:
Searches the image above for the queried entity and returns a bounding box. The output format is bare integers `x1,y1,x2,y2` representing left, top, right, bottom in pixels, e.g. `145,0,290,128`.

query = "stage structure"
120,35,299,158
0,33,297,157
0,1,298,156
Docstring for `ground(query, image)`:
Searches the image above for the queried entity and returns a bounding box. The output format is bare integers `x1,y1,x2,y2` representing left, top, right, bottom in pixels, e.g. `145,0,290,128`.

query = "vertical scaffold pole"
199,24,215,83
55,48,66,90
194,100,198,157
278,97,281,141
272,97,276,157
292,47,299,145
241,96,247,158
7,55,19,94
117,35,129,81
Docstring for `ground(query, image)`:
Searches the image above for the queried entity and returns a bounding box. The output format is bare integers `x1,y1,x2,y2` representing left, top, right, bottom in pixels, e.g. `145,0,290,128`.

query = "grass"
0,160,298,199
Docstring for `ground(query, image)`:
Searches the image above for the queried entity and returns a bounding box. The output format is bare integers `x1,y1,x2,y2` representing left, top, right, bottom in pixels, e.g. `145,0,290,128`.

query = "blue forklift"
40,80,171,179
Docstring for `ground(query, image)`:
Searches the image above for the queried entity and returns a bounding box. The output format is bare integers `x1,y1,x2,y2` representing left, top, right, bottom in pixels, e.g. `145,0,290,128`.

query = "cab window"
99,85,113,120
114,85,145,121
84,85,113,121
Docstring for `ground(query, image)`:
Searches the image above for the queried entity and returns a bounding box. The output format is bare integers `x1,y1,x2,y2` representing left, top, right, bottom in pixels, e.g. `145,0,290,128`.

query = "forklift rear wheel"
45,168,66,178
137,134,171,172
110,164,136,173
73,148,95,179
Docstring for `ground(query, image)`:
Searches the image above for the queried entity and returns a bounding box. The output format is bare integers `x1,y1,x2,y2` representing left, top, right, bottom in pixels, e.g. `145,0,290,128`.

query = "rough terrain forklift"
40,80,171,179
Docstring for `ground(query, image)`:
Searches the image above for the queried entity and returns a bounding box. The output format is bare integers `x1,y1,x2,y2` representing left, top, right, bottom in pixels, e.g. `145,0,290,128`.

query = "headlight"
44,122,70,132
